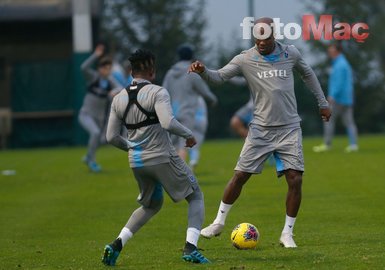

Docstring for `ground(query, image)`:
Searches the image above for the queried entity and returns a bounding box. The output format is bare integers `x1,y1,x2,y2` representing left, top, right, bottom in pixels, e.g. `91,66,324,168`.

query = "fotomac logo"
240,15,369,43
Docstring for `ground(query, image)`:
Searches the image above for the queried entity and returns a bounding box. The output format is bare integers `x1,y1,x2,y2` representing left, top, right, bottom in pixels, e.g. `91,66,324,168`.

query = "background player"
230,98,253,138
313,43,358,153
102,49,210,265
163,44,217,161
78,44,120,172
188,96,208,170
189,17,331,248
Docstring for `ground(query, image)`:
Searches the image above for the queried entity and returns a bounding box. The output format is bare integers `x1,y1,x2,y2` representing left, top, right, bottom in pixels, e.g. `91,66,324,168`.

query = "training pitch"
1,135,384,270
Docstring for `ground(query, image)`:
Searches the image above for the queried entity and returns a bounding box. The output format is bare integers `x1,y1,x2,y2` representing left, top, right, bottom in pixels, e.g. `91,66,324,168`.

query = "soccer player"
313,43,358,153
163,44,217,161
189,17,331,248
102,49,210,265
188,96,208,169
78,44,120,172
230,98,254,138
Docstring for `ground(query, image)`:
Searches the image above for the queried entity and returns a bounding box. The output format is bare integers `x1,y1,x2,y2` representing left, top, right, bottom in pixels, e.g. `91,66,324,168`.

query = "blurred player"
163,44,217,161
230,98,253,138
189,17,331,248
102,49,210,265
313,43,358,153
78,44,120,172
112,59,133,88
188,96,208,169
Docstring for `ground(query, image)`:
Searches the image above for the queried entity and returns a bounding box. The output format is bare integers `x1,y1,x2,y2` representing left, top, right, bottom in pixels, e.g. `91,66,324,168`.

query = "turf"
0,135,384,270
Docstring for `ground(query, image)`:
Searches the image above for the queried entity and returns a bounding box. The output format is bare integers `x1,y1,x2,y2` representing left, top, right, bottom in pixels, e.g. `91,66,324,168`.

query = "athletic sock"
282,214,296,235
117,227,133,247
186,227,200,248
213,201,233,225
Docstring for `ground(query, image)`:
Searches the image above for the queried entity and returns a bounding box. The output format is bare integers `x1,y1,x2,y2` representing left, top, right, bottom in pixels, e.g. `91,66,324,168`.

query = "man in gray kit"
79,44,120,172
163,45,217,161
189,17,332,248
102,49,210,265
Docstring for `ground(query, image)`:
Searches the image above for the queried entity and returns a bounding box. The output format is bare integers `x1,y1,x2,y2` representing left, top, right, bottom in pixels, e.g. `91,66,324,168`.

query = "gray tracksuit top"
162,60,217,129
200,42,329,127
106,78,193,168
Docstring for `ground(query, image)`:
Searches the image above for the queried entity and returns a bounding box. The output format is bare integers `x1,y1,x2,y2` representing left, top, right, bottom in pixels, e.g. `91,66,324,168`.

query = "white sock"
213,201,233,225
186,227,200,247
118,227,133,246
282,215,296,235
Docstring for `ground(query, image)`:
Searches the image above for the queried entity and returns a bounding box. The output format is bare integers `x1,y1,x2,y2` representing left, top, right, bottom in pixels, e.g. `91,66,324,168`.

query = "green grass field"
1,135,385,270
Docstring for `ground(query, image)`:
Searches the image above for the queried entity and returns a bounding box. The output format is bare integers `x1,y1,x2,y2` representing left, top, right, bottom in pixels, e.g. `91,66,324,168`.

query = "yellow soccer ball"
231,223,259,249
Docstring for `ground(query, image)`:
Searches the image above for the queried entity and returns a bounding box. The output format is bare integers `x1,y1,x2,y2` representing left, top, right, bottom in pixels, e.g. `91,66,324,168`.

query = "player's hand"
188,61,205,74
320,107,332,122
94,44,105,57
327,96,335,106
185,137,197,148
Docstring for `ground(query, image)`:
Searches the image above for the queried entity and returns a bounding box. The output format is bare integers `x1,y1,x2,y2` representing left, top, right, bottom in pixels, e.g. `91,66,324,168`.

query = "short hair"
177,44,194,60
329,42,343,52
98,57,112,68
128,49,155,75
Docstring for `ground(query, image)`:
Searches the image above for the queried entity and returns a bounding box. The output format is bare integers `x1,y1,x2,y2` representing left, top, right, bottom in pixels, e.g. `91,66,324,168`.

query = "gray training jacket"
106,78,193,168
200,42,329,127
162,60,217,130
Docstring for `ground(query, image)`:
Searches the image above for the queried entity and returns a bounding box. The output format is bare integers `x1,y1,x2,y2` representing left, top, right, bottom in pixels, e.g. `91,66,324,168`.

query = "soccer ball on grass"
231,222,259,249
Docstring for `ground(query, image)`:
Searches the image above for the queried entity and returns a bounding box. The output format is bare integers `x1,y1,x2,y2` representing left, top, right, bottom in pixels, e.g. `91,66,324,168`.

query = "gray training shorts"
234,124,304,177
132,155,198,207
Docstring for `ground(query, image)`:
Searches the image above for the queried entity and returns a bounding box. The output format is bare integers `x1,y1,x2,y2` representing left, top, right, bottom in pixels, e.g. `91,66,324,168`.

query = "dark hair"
177,44,194,60
98,56,112,68
329,42,343,52
128,49,155,75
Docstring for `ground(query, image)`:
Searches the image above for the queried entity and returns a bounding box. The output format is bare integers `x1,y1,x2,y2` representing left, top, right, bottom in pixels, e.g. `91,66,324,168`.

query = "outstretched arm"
189,54,243,84
81,44,105,82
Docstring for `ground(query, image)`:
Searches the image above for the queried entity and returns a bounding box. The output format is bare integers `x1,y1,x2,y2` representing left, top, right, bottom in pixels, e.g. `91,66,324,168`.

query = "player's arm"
228,76,247,86
189,54,243,84
106,95,130,152
154,88,196,147
292,46,331,121
81,44,104,81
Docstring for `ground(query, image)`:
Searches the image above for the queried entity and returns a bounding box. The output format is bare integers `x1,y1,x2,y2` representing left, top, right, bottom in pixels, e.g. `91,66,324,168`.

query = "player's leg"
274,127,304,248
78,112,102,172
279,169,302,248
154,157,210,263
200,171,251,238
189,131,205,169
102,169,163,266
182,186,210,263
341,106,358,152
202,125,271,238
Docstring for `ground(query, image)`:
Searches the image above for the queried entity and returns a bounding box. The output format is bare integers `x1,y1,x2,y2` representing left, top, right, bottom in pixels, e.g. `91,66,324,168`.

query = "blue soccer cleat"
102,244,120,266
88,161,101,173
182,250,210,264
